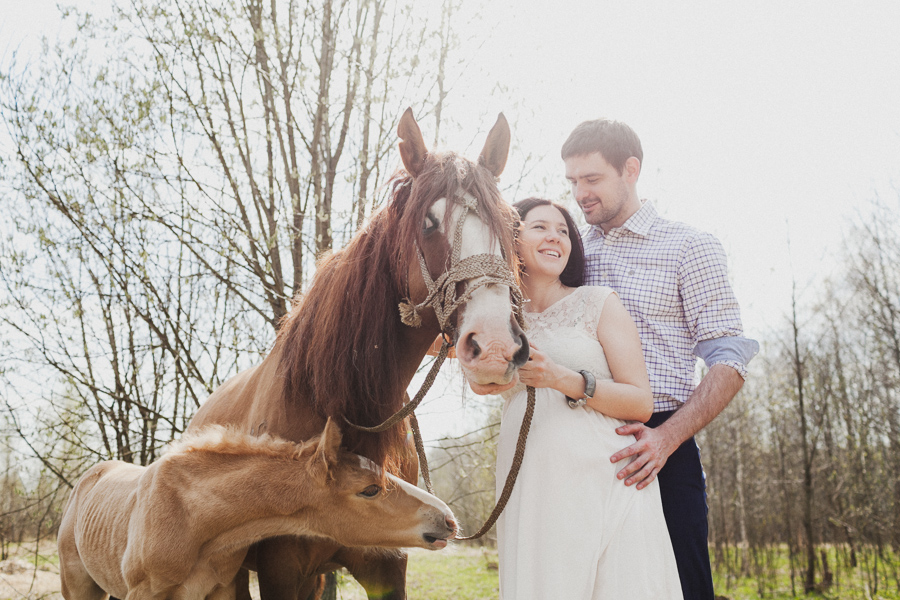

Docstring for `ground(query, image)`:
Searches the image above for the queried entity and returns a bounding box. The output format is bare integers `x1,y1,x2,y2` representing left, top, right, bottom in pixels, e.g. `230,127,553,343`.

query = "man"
562,119,758,600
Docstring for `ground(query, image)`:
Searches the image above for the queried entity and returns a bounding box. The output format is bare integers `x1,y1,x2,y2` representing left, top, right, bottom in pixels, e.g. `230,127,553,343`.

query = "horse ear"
478,113,511,178
398,107,428,178
311,418,343,481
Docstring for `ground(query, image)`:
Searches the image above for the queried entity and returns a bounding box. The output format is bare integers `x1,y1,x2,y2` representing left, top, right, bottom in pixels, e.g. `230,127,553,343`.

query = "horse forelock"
275,151,517,473
400,152,519,275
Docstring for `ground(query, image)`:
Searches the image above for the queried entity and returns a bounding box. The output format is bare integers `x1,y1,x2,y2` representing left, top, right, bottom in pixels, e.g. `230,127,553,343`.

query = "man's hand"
611,364,745,489
610,423,679,490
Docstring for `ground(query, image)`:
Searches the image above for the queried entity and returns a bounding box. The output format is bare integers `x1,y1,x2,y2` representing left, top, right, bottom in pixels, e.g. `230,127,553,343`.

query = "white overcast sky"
4,0,900,437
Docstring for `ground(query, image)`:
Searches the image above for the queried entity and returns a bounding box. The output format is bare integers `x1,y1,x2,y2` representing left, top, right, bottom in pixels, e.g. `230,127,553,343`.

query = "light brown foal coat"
58,422,456,600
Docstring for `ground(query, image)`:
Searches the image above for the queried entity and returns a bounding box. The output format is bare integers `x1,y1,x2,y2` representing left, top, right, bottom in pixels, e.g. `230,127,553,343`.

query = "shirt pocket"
621,267,680,320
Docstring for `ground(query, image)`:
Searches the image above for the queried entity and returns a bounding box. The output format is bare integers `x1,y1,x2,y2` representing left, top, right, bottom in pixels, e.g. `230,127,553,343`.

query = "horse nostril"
446,515,458,531
469,337,481,358
511,332,529,368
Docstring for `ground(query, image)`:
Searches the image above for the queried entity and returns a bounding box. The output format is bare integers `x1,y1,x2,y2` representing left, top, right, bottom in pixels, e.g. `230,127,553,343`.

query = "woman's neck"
521,274,572,313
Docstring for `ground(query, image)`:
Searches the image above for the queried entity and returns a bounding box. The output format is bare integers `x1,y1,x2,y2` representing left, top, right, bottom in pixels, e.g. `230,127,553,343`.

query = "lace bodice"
503,286,615,398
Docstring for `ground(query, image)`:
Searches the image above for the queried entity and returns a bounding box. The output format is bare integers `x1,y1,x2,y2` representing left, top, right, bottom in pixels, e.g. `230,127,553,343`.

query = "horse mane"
276,152,518,473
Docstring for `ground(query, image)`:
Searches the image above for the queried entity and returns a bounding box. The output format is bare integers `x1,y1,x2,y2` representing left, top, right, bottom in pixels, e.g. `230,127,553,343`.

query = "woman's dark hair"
513,197,585,287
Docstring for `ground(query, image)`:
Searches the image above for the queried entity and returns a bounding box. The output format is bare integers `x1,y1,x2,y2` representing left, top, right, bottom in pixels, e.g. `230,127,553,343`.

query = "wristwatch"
566,370,595,409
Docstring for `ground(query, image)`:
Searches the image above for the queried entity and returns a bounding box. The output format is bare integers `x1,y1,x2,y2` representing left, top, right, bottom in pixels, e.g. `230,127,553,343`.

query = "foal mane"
277,152,518,473
169,425,307,462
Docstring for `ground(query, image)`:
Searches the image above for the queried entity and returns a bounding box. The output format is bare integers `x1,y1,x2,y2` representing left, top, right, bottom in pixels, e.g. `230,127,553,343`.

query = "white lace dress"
496,286,683,600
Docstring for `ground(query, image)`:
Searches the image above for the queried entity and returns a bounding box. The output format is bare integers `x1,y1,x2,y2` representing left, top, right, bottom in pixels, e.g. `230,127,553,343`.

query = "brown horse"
59,420,456,600
187,109,528,600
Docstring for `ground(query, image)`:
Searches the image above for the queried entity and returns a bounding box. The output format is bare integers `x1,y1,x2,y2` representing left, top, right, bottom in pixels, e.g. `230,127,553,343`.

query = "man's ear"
624,156,641,183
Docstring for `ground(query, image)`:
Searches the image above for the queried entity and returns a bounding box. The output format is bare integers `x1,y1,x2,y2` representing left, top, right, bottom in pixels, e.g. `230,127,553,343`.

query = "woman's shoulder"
577,285,617,306
562,286,617,336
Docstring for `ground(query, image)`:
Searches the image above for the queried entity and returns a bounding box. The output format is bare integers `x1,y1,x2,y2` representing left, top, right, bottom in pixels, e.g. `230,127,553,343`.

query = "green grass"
711,545,900,600
331,544,900,600
331,546,499,599
8,539,900,600
406,546,500,600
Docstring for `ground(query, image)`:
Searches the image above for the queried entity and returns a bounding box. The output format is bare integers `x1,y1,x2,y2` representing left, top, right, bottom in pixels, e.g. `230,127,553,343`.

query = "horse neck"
173,452,316,533
393,321,445,388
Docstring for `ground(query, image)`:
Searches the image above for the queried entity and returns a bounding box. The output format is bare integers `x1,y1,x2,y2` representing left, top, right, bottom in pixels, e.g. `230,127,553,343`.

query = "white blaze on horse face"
437,196,525,390
352,456,456,549
387,473,457,549
358,457,452,521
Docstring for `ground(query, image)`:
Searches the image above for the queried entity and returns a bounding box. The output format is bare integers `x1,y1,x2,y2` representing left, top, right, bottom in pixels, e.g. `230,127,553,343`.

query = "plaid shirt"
581,201,753,412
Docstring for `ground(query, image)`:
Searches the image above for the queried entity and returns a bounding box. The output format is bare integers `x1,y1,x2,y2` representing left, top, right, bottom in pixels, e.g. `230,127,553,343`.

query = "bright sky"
4,0,900,440
447,0,900,338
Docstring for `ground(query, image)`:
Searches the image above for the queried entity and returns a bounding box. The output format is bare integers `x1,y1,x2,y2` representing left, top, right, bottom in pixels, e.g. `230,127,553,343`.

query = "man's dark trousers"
646,410,715,600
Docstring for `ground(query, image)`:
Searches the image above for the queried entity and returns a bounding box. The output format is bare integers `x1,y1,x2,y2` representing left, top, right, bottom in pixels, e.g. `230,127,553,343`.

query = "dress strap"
581,286,617,337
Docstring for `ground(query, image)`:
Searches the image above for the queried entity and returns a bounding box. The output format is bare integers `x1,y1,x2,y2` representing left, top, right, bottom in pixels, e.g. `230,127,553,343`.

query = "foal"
58,419,456,600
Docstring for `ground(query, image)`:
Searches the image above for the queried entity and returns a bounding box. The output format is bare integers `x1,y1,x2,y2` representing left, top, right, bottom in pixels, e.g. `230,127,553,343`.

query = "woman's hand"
517,343,566,390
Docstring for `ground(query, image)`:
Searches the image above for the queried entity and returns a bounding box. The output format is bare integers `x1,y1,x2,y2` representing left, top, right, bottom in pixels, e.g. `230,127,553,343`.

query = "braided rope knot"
399,191,524,333
399,253,525,332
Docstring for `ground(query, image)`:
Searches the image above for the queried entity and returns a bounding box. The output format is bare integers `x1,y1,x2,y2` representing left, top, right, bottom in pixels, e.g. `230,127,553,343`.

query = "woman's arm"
517,292,653,422
591,292,652,421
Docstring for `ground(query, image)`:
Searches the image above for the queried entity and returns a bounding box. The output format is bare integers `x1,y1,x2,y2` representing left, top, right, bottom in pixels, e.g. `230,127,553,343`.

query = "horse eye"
358,485,381,498
423,215,438,234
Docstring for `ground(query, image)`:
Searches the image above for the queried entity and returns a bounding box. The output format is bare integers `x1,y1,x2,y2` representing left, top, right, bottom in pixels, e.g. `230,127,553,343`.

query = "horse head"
397,108,529,394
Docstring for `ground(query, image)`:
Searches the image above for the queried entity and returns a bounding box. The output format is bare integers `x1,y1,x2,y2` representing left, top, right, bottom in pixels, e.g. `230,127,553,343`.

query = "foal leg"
58,536,107,600
59,565,107,600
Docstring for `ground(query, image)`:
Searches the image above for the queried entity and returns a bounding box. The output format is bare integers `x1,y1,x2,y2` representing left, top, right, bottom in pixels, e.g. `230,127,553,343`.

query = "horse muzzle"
456,317,528,394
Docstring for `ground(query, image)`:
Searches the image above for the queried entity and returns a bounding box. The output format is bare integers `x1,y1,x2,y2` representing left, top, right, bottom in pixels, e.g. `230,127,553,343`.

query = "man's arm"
609,363,744,490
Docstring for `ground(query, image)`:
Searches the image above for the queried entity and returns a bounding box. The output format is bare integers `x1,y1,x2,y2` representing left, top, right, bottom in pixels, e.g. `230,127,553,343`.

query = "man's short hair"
560,119,643,175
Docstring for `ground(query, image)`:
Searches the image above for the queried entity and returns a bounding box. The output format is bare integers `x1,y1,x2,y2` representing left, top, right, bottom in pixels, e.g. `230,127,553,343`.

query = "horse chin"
464,373,519,396
423,536,449,550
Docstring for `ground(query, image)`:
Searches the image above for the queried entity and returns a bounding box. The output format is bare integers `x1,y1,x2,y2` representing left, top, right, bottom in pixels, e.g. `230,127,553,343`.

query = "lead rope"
453,384,535,541
344,339,451,434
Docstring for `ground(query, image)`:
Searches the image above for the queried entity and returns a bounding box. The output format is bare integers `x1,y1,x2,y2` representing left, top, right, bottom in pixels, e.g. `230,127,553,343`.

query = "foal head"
298,419,457,550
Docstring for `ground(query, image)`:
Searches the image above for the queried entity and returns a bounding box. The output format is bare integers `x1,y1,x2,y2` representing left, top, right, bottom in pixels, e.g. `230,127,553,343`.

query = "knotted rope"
398,192,526,332
346,191,525,435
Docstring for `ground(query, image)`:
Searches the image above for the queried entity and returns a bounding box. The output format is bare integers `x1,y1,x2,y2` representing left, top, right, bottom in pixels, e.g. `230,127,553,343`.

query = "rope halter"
398,192,526,333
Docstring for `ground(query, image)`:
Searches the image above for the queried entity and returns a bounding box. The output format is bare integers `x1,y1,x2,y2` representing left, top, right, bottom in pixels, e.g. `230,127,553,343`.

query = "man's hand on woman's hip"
610,423,679,490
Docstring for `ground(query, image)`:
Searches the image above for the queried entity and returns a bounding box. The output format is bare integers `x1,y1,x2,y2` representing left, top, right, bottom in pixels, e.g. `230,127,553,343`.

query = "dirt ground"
0,549,62,600
0,542,388,600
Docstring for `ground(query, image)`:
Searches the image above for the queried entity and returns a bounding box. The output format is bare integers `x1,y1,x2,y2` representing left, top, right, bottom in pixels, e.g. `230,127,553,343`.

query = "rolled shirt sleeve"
678,232,758,379
692,337,760,380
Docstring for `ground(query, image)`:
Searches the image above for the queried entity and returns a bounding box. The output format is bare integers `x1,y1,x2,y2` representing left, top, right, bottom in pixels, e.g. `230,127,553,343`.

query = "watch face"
578,370,596,399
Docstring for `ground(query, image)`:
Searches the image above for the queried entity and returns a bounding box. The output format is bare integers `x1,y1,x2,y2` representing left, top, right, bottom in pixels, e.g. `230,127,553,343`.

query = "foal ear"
478,113,511,178
311,418,343,480
398,107,428,178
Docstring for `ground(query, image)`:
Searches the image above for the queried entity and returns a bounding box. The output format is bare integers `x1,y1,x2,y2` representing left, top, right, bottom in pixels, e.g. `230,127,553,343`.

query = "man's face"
564,152,633,231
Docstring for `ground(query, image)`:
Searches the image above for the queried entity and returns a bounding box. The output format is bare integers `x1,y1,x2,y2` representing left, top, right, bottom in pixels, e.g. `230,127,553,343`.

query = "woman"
495,198,683,599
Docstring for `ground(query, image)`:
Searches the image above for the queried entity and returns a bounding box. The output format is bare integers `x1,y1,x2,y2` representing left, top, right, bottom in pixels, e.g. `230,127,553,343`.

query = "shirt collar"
588,200,657,238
